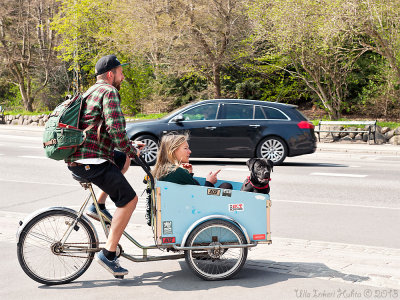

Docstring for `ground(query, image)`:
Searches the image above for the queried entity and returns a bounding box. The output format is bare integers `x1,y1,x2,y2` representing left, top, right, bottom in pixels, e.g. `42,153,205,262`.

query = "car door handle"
205,126,216,130
249,124,260,128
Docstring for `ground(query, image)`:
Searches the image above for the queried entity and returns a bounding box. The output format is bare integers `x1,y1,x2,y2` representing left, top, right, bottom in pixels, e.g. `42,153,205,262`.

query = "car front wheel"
133,135,159,165
256,136,287,165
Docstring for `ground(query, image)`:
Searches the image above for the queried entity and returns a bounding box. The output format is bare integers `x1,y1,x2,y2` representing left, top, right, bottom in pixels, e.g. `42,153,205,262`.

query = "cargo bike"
16,156,272,285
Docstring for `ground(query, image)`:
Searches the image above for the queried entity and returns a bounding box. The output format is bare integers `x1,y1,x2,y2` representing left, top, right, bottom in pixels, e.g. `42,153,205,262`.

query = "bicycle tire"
17,209,97,285
184,220,248,281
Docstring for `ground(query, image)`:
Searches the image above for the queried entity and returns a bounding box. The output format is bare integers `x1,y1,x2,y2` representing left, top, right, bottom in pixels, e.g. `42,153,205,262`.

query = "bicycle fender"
180,214,251,247
16,206,99,245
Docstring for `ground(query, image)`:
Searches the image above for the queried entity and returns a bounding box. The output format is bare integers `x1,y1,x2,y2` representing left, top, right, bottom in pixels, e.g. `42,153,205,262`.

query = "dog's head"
246,158,273,184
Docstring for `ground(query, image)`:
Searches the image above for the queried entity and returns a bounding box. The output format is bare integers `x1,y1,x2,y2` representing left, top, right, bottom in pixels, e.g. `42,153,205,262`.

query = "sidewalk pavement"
316,141,400,156
2,210,399,290
2,124,400,156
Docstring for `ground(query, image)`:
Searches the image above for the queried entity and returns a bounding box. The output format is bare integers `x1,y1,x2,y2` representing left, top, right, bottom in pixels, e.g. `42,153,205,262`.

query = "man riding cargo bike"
16,55,272,284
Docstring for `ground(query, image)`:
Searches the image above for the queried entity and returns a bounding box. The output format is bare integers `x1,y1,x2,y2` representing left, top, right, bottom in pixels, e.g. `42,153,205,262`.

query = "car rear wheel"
256,136,287,165
133,135,159,165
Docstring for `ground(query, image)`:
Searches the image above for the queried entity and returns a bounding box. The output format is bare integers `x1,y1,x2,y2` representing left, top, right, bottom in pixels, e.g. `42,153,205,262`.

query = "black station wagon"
126,99,317,165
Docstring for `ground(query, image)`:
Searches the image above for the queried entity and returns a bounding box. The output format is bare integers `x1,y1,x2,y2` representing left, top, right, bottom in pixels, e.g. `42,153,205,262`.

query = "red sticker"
162,237,176,244
229,203,244,211
253,234,266,240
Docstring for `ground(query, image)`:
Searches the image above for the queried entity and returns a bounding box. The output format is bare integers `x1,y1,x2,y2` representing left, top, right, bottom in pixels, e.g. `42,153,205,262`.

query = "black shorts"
68,150,136,207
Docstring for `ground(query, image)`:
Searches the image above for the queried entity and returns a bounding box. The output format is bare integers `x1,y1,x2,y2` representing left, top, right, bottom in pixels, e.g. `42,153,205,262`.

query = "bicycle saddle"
72,173,91,184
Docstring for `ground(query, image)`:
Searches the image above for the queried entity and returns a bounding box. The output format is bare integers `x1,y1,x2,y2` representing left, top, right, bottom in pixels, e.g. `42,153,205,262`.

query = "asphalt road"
1,126,399,248
1,126,399,299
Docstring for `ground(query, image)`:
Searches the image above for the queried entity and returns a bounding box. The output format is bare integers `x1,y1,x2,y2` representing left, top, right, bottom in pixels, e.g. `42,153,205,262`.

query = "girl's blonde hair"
152,132,189,180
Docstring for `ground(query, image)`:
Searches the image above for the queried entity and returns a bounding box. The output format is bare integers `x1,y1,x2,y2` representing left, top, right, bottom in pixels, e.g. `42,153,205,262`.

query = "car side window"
182,104,219,121
254,106,266,119
262,106,288,120
220,104,254,119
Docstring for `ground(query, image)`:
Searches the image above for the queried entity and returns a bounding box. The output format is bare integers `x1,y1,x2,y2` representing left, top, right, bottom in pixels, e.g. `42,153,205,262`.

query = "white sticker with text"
229,203,244,212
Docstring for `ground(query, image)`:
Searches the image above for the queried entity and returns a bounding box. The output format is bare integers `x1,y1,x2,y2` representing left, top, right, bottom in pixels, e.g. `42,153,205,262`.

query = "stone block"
389,136,400,145
381,127,390,134
374,132,386,145
23,119,32,125
385,130,395,140
354,133,363,140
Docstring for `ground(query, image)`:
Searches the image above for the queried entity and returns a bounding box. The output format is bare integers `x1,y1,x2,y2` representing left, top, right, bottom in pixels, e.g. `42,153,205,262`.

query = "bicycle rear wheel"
184,220,248,280
17,209,97,285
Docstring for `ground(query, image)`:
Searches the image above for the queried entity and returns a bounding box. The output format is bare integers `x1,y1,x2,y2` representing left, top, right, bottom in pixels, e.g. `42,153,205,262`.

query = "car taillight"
297,121,315,129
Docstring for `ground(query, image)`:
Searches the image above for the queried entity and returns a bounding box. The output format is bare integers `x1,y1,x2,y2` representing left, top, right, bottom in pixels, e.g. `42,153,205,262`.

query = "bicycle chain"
54,242,103,259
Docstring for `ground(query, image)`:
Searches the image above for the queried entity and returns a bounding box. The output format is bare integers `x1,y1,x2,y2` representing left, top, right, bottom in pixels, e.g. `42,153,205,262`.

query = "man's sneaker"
86,204,113,223
95,250,128,276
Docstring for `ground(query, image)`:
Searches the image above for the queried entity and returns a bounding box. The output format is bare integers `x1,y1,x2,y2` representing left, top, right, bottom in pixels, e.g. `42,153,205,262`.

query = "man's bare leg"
104,195,138,251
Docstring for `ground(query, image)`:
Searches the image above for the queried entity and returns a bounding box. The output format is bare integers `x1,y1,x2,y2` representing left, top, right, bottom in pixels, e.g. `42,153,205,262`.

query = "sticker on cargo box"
163,221,173,234
229,203,244,212
253,234,266,240
207,188,221,196
162,237,176,244
222,189,232,197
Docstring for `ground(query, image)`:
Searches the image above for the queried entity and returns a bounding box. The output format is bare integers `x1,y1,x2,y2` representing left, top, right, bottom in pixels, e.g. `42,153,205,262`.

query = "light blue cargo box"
153,177,272,246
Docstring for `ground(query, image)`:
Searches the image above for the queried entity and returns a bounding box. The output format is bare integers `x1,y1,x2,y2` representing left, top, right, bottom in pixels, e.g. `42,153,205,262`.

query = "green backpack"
43,94,97,160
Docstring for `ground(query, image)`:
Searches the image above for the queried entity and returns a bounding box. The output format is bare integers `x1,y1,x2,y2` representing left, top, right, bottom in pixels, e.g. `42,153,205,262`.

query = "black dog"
240,158,273,194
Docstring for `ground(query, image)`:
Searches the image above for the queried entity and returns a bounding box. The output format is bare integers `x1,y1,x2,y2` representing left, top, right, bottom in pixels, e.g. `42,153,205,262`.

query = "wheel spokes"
261,139,284,162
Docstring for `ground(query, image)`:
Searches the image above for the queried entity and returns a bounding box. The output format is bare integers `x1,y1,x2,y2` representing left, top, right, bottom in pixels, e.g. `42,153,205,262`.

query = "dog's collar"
246,176,270,190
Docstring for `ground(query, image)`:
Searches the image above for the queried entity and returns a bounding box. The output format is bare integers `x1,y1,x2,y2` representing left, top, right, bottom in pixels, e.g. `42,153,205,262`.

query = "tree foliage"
112,0,252,99
249,0,368,119
0,0,59,111
2,0,400,120
51,0,113,91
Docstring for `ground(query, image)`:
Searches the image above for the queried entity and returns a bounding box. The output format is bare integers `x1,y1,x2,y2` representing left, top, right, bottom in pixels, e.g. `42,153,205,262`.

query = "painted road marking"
0,134,41,141
19,155,47,159
223,168,248,172
19,146,42,149
273,199,400,210
0,178,77,187
310,172,367,178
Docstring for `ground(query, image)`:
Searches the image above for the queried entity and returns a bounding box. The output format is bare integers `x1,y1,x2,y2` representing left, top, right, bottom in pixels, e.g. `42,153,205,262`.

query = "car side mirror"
172,114,185,123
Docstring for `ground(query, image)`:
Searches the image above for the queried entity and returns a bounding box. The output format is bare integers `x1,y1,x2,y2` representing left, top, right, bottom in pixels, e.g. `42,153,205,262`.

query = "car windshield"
160,102,198,120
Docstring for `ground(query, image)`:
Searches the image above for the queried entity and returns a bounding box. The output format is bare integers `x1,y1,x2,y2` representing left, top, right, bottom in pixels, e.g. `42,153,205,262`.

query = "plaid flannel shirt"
65,80,137,163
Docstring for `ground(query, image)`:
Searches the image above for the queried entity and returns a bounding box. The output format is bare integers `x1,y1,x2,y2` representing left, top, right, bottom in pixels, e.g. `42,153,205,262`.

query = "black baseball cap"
95,54,129,76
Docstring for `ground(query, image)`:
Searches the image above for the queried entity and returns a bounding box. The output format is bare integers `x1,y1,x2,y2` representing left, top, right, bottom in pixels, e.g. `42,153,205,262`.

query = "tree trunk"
19,83,33,112
213,64,222,99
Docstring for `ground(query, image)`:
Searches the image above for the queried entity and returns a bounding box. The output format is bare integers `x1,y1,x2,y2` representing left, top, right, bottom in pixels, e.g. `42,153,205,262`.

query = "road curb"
317,143,400,156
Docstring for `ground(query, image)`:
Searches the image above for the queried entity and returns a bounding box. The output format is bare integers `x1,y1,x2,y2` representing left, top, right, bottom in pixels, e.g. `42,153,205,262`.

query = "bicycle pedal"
114,275,124,279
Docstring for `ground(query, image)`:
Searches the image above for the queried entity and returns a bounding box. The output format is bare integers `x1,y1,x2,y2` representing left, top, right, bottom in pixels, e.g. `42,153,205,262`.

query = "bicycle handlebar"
133,154,155,188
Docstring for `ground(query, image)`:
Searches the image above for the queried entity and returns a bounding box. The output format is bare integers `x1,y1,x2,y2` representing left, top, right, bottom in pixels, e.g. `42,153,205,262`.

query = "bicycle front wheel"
17,209,97,285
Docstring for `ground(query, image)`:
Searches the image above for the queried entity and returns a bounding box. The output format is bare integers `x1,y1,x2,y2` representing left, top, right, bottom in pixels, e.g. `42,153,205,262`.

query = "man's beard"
112,78,121,91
